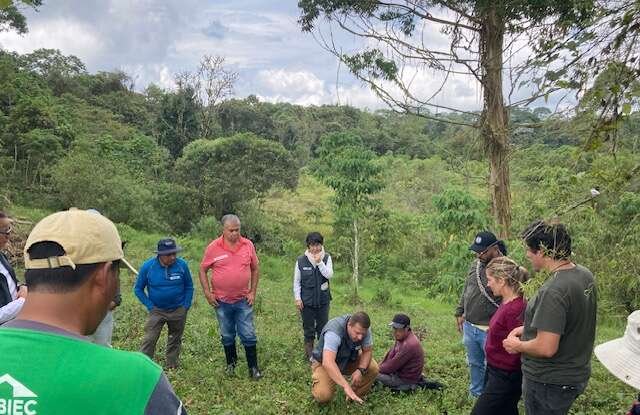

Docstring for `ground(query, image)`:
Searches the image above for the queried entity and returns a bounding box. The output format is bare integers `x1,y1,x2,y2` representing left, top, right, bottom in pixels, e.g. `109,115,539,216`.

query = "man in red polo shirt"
199,214,262,379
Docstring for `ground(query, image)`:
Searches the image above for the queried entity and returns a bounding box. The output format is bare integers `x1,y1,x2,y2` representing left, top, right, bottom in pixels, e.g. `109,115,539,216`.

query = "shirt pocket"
241,253,252,266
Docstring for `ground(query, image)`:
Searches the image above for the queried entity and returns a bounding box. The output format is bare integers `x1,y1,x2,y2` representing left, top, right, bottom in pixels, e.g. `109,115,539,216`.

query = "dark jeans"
522,376,587,415
376,373,417,388
140,306,187,368
301,304,329,342
215,298,257,347
471,364,522,415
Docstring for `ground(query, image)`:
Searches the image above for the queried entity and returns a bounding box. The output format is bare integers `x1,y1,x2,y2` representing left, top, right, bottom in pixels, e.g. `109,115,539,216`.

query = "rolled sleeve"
323,332,341,352
362,328,373,348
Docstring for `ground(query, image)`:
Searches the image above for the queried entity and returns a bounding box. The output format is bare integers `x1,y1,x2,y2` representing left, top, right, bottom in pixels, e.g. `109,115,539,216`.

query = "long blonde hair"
486,256,529,296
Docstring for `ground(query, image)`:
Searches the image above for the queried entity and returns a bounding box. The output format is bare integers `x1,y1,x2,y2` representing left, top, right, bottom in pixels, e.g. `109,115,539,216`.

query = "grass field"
107,226,635,415
7,179,637,414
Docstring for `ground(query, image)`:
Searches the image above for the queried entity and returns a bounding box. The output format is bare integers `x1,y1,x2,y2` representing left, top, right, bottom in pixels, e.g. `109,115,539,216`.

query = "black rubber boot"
304,340,314,361
224,345,237,376
244,345,262,380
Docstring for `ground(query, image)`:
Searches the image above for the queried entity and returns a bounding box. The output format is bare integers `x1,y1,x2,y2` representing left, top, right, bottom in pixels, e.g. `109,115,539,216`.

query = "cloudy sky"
0,1,554,111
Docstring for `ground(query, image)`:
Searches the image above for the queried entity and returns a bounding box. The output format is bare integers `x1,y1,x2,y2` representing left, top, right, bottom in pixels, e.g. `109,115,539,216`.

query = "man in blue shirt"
135,238,194,369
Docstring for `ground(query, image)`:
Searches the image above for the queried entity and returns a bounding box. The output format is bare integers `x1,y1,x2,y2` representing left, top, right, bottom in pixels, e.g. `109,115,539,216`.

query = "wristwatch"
358,367,367,376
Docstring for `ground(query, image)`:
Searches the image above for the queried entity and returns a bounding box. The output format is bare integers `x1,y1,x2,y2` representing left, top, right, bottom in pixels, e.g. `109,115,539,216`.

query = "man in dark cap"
454,231,506,397
376,314,425,390
135,238,194,369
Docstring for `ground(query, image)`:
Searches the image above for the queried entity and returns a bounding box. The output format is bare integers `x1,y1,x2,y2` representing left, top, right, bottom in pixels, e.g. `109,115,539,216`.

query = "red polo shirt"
200,236,259,303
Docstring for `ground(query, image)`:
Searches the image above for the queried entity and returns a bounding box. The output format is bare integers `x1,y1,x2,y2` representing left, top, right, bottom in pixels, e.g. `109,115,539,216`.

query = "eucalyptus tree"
298,0,594,235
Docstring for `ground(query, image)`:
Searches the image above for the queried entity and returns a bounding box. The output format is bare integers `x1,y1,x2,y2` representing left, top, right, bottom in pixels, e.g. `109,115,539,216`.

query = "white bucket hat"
595,310,640,390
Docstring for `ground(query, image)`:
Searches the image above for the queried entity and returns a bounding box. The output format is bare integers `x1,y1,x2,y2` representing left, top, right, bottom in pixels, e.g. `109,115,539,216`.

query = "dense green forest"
3,46,640,413
2,45,640,314
4,0,640,412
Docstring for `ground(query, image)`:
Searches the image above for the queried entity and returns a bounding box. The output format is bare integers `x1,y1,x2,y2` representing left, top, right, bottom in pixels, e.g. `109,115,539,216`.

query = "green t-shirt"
521,264,597,385
0,320,186,415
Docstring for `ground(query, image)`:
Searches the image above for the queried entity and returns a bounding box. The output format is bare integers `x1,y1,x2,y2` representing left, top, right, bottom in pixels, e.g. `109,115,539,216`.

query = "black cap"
389,313,411,329
155,238,182,255
469,231,499,253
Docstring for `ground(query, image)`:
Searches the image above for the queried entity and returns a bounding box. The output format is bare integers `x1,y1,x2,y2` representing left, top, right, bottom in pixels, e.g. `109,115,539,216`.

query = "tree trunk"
352,218,359,298
479,4,511,238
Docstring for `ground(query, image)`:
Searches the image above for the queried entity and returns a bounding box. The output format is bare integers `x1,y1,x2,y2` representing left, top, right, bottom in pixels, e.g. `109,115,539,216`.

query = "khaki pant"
140,306,187,368
311,358,379,403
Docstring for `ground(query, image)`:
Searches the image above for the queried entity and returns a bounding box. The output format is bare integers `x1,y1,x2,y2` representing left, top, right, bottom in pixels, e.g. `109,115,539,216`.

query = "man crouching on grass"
310,311,379,404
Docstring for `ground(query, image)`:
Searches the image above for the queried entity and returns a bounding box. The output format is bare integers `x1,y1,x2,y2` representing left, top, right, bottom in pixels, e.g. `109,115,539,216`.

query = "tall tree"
157,85,200,158
298,0,594,236
175,132,299,217
525,1,640,151
314,131,383,298
0,0,42,34
175,55,238,139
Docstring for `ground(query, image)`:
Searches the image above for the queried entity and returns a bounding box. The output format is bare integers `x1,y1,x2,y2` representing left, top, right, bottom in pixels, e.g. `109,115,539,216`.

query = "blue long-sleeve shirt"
134,257,194,311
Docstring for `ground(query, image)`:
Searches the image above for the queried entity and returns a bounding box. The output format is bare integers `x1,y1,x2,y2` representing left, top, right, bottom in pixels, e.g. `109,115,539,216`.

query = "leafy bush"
176,133,299,218
49,147,162,230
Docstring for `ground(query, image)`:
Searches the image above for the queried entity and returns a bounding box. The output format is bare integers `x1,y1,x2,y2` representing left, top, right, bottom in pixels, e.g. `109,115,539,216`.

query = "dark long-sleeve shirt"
454,259,500,325
379,331,424,383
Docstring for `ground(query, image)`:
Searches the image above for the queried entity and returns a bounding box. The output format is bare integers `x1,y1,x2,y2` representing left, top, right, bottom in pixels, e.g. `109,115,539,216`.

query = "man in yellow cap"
0,208,187,414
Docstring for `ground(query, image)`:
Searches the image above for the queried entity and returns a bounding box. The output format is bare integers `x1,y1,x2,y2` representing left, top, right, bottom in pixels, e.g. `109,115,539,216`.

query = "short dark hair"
521,220,572,260
25,241,119,293
349,311,371,329
305,231,324,246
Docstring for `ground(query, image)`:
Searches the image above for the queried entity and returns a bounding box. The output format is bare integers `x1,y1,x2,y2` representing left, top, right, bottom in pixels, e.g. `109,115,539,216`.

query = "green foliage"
157,85,200,158
49,146,162,230
0,0,42,34
433,188,489,236
314,131,383,218
176,133,299,218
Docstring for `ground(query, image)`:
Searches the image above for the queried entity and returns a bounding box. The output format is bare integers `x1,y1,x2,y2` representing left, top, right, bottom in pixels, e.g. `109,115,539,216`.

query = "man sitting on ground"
310,311,379,404
377,313,425,390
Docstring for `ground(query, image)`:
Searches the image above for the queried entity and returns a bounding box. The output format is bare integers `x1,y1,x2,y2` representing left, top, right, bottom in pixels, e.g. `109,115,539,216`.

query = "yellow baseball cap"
24,208,127,270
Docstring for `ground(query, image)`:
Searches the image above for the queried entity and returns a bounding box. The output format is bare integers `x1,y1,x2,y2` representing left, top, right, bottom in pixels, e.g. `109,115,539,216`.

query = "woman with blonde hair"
471,256,529,415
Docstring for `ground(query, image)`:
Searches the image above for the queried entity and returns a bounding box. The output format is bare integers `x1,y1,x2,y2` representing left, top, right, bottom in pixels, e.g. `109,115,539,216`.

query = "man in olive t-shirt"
504,220,597,415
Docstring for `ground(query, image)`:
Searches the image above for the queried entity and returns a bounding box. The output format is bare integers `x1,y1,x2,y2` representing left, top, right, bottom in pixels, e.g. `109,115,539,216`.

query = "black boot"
304,340,314,361
223,345,237,376
244,345,262,380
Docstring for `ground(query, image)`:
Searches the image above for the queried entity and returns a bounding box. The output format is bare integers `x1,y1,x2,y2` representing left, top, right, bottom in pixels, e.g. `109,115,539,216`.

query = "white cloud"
0,18,105,62
257,69,325,94
0,0,569,112
120,63,176,91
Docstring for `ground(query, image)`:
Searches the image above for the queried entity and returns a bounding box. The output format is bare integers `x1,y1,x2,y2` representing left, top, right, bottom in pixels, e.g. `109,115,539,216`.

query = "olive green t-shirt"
521,264,597,385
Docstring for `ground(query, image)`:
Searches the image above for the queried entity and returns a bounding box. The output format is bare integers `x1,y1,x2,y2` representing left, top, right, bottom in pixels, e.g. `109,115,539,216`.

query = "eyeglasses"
0,227,12,236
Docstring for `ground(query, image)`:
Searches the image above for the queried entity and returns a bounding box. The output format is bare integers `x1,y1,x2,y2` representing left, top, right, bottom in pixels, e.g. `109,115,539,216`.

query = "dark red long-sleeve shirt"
485,296,526,371
379,330,424,383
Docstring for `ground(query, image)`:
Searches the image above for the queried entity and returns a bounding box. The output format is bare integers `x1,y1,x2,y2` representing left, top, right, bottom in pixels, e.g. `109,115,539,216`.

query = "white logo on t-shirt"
0,374,38,414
